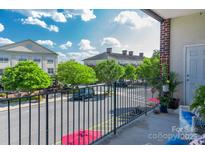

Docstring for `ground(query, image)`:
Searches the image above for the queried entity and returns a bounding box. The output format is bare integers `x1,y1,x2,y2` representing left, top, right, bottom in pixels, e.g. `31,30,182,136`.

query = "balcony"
0,81,160,145
99,109,179,145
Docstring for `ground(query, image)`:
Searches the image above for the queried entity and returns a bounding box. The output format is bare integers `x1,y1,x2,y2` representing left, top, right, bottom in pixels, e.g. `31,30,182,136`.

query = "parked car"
0,84,4,92
73,87,95,100
116,80,129,87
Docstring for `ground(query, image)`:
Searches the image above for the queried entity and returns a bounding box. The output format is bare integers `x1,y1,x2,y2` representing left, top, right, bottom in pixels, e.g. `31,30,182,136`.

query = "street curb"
0,97,67,112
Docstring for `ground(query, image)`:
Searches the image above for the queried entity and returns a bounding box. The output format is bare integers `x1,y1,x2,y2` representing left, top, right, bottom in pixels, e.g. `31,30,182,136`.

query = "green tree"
152,50,160,58
57,60,96,86
123,64,137,80
2,61,51,92
136,50,160,89
95,60,124,84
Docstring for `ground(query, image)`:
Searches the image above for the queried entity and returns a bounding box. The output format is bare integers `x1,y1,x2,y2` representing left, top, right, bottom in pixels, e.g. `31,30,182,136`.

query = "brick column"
160,19,170,74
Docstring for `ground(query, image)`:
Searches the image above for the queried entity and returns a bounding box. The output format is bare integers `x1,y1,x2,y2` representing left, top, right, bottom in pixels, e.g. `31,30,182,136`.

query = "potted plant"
190,85,205,120
159,95,169,113
168,72,181,109
190,86,205,133
159,64,170,113
161,64,169,92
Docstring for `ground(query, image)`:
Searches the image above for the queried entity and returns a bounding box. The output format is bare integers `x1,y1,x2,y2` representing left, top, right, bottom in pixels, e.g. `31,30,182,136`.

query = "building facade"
83,48,144,66
0,39,58,77
144,9,205,105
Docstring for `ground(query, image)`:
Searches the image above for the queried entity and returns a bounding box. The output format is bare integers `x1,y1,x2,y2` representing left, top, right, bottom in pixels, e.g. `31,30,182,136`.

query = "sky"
0,9,160,62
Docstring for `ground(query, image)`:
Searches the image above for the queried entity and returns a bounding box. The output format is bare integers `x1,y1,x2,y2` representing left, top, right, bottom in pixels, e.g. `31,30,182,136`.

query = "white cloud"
65,9,96,22
48,25,59,32
0,37,14,46
36,40,55,47
59,41,72,49
21,17,59,32
101,37,121,48
49,11,67,23
79,39,95,50
57,52,69,62
67,50,99,62
67,52,82,61
14,10,68,23
57,50,99,63
0,23,4,32
14,9,95,23
32,10,66,22
21,17,46,27
114,11,155,30
80,10,96,22
13,9,96,32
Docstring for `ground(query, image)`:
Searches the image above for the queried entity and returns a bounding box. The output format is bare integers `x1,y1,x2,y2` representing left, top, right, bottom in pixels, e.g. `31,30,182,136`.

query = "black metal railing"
0,80,155,145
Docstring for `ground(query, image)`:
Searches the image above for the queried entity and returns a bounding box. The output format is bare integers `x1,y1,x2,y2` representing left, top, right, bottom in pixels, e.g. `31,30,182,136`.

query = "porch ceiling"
152,9,205,19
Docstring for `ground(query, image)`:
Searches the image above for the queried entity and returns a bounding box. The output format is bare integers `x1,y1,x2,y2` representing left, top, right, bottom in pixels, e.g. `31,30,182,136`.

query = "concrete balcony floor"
99,109,179,145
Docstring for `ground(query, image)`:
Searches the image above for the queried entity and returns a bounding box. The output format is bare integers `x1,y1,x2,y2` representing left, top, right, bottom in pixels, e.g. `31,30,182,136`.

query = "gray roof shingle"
83,52,143,61
0,39,58,55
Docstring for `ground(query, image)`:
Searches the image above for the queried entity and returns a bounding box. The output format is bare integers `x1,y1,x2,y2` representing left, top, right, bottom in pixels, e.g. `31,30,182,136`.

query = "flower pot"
168,98,179,109
162,84,169,92
160,105,168,113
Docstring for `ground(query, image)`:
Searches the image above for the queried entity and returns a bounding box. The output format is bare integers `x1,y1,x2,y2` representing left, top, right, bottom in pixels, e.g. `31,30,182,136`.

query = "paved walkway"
100,109,179,145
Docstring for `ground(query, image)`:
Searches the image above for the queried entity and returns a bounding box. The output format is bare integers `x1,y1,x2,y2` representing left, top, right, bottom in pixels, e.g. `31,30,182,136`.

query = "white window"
47,59,54,64
18,56,28,62
47,68,54,74
33,58,41,63
19,58,27,62
0,57,9,63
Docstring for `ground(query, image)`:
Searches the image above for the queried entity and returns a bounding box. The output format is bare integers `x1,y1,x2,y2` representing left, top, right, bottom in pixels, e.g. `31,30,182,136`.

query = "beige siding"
170,12,205,103
84,59,107,65
0,51,57,75
84,58,142,66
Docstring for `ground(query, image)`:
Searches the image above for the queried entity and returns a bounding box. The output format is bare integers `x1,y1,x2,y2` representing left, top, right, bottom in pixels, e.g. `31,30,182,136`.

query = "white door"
185,45,205,105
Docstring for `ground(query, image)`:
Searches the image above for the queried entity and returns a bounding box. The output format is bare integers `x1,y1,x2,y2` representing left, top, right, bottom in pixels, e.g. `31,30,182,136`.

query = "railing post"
144,81,148,116
46,93,49,145
114,82,117,135
7,95,10,145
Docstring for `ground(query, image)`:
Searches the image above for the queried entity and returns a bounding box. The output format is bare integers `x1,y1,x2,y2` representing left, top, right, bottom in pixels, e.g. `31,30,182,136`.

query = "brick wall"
160,19,170,74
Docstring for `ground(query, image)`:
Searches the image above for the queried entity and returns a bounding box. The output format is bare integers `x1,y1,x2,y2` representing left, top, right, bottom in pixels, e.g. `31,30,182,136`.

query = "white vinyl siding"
170,12,205,104
0,40,58,77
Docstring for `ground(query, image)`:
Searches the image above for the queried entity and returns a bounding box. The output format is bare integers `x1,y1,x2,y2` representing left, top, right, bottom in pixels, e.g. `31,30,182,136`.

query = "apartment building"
83,48,144,66
0,39,58,77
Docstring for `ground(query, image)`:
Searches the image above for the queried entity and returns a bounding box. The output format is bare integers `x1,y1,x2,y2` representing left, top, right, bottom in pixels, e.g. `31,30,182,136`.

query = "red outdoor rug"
147,98,160,104
62,130,102,145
